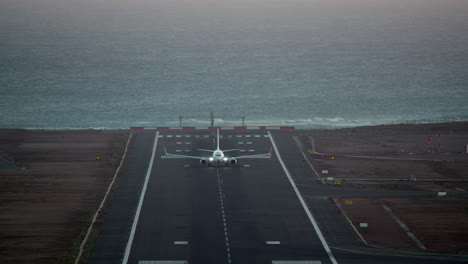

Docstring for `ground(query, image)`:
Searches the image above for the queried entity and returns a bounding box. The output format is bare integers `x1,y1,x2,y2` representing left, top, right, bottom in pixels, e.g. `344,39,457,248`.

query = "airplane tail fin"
216,128,220,150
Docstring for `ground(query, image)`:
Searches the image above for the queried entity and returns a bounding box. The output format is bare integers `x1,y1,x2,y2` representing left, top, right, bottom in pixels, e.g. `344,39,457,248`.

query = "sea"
1,0,467,129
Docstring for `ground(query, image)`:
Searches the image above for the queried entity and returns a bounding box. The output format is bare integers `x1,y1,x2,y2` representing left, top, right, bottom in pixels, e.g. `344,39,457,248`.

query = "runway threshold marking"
266,241,281,245
267,131,338,264
174,241,188,245
122,131,159,264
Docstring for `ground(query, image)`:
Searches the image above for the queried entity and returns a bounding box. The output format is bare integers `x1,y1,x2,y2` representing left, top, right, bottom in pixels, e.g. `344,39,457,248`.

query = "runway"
88,130,468,264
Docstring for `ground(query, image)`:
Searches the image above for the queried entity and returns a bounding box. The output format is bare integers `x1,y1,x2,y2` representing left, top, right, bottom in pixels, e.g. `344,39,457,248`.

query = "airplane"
162,129,272,166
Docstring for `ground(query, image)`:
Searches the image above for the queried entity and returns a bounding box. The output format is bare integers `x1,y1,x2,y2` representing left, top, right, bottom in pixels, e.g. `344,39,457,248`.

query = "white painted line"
122,132,159,264
238,142,244,144
266,241,281,245
174,241,188,245
246,142,253,144
243,165,250,167
272,261,322,264
186,135,191,138
246,135,251,137
185,142,191,144
240,150,246,152
268,131,338,264
167,135,173,138
176,135,182,138
382,204,426,250
236,135,242,138
176,150,182,152
185,150,191,152
334,199,368,245
264,135,269,137
456,188,466,191
138,261,187,264
254,135,261,137
176,142,182,144
248,149,255,152
158,135,164,138
184,165,190,168
74,133,133,264
292,136,323,183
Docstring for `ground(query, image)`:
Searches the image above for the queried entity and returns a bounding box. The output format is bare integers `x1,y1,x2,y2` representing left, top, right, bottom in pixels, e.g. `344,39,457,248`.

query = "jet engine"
229,158,237,166
200,158,208,165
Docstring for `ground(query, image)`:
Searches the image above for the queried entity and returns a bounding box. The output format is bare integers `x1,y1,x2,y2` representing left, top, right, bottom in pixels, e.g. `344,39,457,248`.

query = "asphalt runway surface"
88,130,468,264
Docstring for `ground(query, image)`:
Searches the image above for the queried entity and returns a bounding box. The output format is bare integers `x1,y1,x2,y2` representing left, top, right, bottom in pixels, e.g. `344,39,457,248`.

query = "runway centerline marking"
122,131,159,264
216,169,232,264
268,131,338,264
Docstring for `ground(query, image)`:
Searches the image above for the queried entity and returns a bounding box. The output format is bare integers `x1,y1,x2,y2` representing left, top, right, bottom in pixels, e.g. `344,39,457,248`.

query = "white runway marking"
176,135,182,138
248,149,255,152
238,142,244,144
268,131,338,264
254,135,261,137
158,135,164,138
266,241,281,245
176,150,182,152
174,241,188,245
243,165,250,167
264,135,269,137
240,150,246,152
185,142,191,144
185,150,191,152
185,135,191,138
167,135,173,138
74,133,133,264
382,204,426,250
176,142,182,144
216,170,232,264
246,142,253,144
236,135,242,138
122,132,159,264
245,135,251,137
138,261,187,264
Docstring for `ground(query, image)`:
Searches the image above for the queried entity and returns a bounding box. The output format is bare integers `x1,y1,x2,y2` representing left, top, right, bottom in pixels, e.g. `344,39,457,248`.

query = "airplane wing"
161,147,205,159
230,148,273,159
230,154,272,159
196,149,239,153
197,149,215,152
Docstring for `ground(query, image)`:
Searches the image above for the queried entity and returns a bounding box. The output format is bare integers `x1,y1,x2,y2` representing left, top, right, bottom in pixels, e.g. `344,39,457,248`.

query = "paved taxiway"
88,130,468,264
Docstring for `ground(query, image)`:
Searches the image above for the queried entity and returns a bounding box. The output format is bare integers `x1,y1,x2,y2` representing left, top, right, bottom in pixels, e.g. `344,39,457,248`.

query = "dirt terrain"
297,122,468,254
300,122,468,191
0,130,129,264
336,197,468,254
